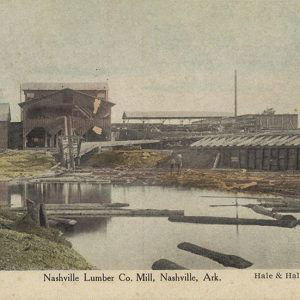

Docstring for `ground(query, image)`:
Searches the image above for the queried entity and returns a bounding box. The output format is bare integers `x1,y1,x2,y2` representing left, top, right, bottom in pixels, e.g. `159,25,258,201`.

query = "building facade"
0,103,11,150
191,132,300,171
19,83,115,149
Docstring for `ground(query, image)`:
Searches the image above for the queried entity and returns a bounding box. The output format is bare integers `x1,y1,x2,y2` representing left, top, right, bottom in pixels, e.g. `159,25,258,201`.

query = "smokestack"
234,70,237,117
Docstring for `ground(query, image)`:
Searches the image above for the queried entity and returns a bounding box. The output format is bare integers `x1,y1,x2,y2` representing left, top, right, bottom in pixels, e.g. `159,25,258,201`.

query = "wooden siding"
0,121,9,149
22,89,112,147
219,147,300,170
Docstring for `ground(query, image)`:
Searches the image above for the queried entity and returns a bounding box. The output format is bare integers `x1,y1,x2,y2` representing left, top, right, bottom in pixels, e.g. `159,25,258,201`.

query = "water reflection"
0,182,112,206
1,182,300,269
65,217,110,235
0,182,9,206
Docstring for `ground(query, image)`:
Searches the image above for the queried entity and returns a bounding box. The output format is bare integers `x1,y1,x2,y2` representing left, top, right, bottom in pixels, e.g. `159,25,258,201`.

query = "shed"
191,131,300,171
0,103,11,150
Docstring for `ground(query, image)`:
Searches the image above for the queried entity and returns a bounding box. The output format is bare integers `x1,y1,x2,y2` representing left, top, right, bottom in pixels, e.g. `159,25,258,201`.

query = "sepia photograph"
0,0,300,299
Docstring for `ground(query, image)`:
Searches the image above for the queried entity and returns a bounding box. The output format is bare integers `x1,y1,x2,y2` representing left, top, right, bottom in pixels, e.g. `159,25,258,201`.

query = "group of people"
170,153,183,174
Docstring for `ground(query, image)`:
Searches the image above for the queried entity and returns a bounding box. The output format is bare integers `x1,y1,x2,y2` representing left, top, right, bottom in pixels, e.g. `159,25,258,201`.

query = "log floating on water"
152,259,187,270
10,203,130,211
272,207,300,213
47,209,184,217
178,242,253,269
249,205,297,222
10,203,183,217
259,202,288,208
49,217,77,226
168,216,298,228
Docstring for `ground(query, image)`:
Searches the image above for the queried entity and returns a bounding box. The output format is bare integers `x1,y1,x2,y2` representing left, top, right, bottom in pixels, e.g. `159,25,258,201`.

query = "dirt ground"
0,150,55,180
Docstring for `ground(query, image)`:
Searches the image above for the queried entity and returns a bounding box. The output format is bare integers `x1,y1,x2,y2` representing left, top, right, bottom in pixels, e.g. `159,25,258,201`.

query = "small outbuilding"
0,103,11,150
191,132,300,171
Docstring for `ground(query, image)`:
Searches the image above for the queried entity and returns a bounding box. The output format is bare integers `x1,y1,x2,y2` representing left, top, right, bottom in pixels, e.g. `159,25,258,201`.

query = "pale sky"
0,0,300,121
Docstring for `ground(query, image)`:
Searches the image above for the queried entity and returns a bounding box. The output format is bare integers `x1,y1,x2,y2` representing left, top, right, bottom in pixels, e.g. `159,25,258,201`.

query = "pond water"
1,182,300,270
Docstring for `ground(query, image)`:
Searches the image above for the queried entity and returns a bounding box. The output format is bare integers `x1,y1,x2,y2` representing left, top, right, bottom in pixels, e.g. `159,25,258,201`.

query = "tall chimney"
234,70,237,117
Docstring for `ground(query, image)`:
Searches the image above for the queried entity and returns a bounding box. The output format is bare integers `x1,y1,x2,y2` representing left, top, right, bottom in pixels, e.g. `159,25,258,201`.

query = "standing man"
176,153,183,174
170,156,176,174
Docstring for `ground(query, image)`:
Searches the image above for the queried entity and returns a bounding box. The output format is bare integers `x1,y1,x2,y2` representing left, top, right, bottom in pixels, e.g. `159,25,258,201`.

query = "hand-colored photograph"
0,0,300,277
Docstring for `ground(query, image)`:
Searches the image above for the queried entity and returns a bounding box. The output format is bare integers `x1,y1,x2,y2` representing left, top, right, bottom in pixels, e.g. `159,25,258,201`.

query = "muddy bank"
0,209,92,270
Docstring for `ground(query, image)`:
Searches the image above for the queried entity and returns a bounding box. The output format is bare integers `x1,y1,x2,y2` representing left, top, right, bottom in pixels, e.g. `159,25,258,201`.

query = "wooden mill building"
122,111,233,124
221,114,298,132
191,131,300,171
0,103,11,150
19,83,115,149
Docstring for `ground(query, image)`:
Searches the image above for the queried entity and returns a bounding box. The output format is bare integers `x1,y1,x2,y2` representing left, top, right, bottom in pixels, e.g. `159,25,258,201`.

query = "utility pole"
234,70,237,117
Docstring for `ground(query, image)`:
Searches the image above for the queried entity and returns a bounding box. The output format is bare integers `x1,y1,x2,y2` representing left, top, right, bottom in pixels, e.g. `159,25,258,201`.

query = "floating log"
29,178,111,184
152,259,187,270
249,205,297,222
210,204,249,208
178,242,252,269
104,203,130,208
199,195,285,201
10,203,130,211
272,207,300,213
168,216,298,228
259,202,288,208
45,208,184,218
49,217,77,226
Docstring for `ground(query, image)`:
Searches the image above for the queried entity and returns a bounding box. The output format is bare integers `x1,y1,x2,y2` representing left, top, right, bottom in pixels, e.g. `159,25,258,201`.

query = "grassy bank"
0,209,92,270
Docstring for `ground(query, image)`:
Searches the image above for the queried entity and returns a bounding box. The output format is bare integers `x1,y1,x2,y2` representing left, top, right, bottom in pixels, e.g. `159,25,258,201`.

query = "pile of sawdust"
160,169,260,192
0,150,55,179
85,150,168,168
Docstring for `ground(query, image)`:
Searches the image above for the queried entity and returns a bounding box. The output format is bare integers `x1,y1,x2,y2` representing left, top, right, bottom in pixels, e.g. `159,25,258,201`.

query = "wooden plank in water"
47,208,184,217
178,242,252,269
49,217,77,226
250,205,297,222
10,203,130,211
259,202,288,208
168,216,298,228
152,259,187,270
272,207,300,213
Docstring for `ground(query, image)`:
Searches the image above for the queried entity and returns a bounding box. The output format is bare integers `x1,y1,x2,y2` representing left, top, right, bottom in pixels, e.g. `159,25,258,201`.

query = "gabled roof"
0,103,11,122
18,88,115,108
21,82,108,91
123,111,233,119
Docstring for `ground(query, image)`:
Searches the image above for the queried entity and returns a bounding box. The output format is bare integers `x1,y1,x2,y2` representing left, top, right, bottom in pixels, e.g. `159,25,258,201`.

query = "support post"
212,152,221,169
26,199,38,223
234,70,237,117
39,203,49,228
